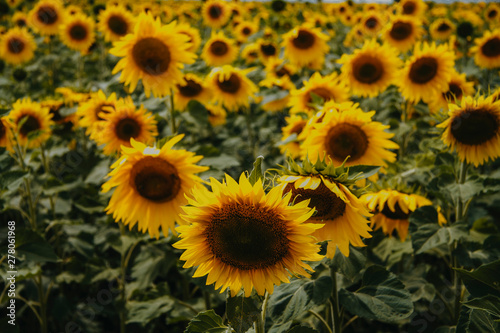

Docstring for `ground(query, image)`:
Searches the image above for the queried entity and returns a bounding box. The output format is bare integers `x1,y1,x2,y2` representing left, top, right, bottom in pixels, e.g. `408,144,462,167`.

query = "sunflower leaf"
462,295,500,319
184,310,231,333
456,306,499,333
327,245,366,281
248,156,264,186
226,294,260,333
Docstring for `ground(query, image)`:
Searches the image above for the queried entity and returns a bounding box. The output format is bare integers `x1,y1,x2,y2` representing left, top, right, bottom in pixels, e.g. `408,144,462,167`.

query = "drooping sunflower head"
175,22,201,54
77,90,118,140
470,29,500,69
102,135,208,238
437,95,500,166
97,4,135,42
202,0,231,29
209,65,258,111
0,27,36,65
59,13,96,53
174,73,213,111
383,15,423,53
202,31,238,67
281,24,329,69
428,72,475,114
110,12,196,98
430,18,455,41
174,173,323,297
28,0,64,36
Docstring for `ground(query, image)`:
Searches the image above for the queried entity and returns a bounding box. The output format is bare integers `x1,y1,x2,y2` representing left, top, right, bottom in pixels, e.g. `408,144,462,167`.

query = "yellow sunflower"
264,57,297,80
257,39,279,65
397,0,427,18
12,12,28,27
485,4,500,24
397,42,455,103
174,73,213,111
383,15,424,53
241,43,259,65
110,13,196,98
206,104,227,127
0,117,14,152
209,65,258,111
280,115,307,158
173,173,323,297
77,90,118,141
438,95,500,166
471,29,500,69
202,0,231,29
28,0,64,36
175,23,201,54
360,12,385,37
0,27,36,65
339,39,402,98
289,72,349,115
430,18,455,41
8,98,54,149
102,135,208,238
427,72,475,114
282,24,329,69
235,20,258,42
97,4,135,42
301,105,399,166
59,13,96,53
202,31,238,67
259,76,294,112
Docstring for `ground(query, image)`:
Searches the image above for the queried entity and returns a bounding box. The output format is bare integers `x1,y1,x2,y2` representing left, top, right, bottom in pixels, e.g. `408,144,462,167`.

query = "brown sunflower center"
365,17,378,29
437,22,451,32
284,181,346,221
308,87,333,103
217,73,241,94
108,15,128,36
488,9,498,19
276,66,291,77
132,37,171,76
402,1,416,15
326,123,368,162
210,40,229,56
95,103,114,121
208,4,222,19
69,24,88,41
37,5,58,25
353,56,384,84
204,202,290,270
292,29,315,50
450,109,499,145
260,43,276,56
290,121,306,135
409,57,438,84
390,21,413,40
480,37,500,58
381,202,410,220
178,79,202,97
17,115,40,137
442,83,463,101
130,156,181,203
7,37,25,54
242,27,251,35
115,117,141,141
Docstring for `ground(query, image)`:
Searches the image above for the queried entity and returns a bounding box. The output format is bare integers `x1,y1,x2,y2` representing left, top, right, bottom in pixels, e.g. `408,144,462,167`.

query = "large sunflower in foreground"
427,72,475,113
301,105,399,166
174,73,213,111
110,13,196,98
383,15,423,53
173,173,323,297
209,65,258,111
28,0,64,36
0,27,36,65
437,95,500,166
339,39,402,98
77,90,118,141
471,29,500,69
97,4,135,42
59,13,96,53
202,31,238,66
397,42,455,103
361,189,446,241
8,98,53,149
102,135,208,238
282,24,329,68
202,0,231,29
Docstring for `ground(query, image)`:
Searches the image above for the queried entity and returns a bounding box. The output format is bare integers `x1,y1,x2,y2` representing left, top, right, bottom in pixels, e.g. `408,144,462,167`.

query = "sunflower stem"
330,266,342,333
308,310,333,333
243,107,257,159
169,89,177,135
41,144,56,219
36,271,48,333
14,141,37,231
256,291,270,333
399,100,410,160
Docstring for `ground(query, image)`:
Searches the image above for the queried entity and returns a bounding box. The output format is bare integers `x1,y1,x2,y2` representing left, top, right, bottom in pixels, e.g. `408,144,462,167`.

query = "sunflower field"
1,0,500,332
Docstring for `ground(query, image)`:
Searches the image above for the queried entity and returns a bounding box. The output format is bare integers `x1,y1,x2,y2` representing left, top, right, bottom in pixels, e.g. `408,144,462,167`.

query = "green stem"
203,291,211,310
256,291,270,333
169,89,177,135
330,266,342,333
399,100,409,160
41,145,55,218
36,273,48,333
308,310,333,333
243,107,257,159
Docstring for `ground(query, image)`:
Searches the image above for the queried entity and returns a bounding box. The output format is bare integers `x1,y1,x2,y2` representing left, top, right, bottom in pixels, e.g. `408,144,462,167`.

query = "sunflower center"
276,66,291,77
7,37,25,54
443,83,463,101
308,87,333,103
365,17,378,29
95,103,114,121
488,9,498,19
290,121,305,135
115,117,141,141
132,37,171,76
217,73,240,94
292,29,315,50
260,43,276,56
353,56,384,84
390,21,413,40
242,27,251,35
409,57,438,84
208,4,222,19
381,202,410,220
37,5,58,25
69,24,88,41
480,37,500,58
108,15,128,36
210,41,229,56
450,109,498,145
17,115,40,137
178,79,202,97
130,156,181,203
204,202,290,270
402,1,416,15
437,22,451,32
326,123,368,162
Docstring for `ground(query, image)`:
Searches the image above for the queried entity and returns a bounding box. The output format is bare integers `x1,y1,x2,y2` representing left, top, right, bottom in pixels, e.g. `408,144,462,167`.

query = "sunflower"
174,73,212,111
264,57,297,80
301,105,399,166
56,87,90,107
12,12,27,27
59,14,96,53
173,173,323,297
209,65,258,111
437,95,500,166
471,29,500,69
257,39,279,65
0,27,36,65
202,0,231,29
0,117,14,152
427,72,475,113
202,31,238,67
288,72,349,115
361,189,445,241
282,24,329,69
383,15,423,53
110,13,196,98
241,43,259,65
97,4,135,42
28,0,64,36
175,22,201,54
77,90,118,140
398,42,455,103
339,39,402,98
485,4,500,24
280,115,307,158
235,20,258,42
397,0,427,18
429,18,455,41
360,12,384,37
206,104,227,127
8,98,53,149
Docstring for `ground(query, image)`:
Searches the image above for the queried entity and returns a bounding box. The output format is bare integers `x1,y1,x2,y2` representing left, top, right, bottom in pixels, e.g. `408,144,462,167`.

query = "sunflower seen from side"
202,0,231,29
102,135,208,238
0,27,36,65
209,65,258,112
97,4,135,42
174,73,212,111
202,31,238,67
383,15,423,53
282,24,329,69
280,115,307,158
77,90,118,141
427,72,475,114
173,173,323,297
28,0,64,36
471,29,500,69
175,23,201,54
437,95,500,166
59,13,96,53
206,104,227,127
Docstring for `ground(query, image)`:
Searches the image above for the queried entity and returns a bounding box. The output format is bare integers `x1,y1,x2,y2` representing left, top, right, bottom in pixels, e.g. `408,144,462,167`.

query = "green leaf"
188,100,209,125
16,229,58,263
226,295,261,333
462,295,500,319
455,259,500,298
327,245,366,281
184,310,231,333
267,276,332,325
248,156,264,186
287,326,318,333
339,265,413,323
456,306,499,333
126,296,175,325
202,154,240,171
371,237,413,268
0,170,28,190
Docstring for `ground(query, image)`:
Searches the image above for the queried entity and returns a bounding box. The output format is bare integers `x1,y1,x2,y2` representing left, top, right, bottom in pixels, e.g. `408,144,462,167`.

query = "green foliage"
226,295,261,333
185,310,232,333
